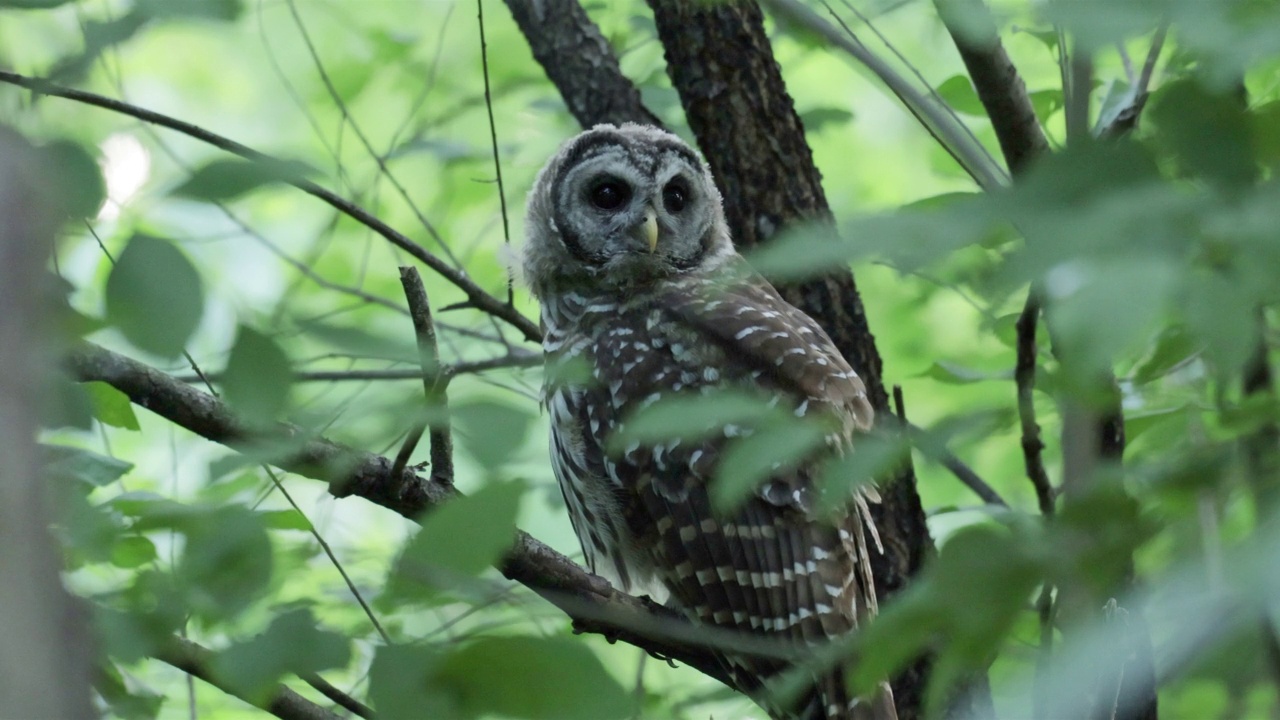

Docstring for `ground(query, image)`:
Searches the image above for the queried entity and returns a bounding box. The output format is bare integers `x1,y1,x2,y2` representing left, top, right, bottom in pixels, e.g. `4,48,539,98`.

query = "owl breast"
542,285,734,598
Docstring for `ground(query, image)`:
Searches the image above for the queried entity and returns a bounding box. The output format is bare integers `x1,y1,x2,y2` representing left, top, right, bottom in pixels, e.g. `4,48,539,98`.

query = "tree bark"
502,0,663,129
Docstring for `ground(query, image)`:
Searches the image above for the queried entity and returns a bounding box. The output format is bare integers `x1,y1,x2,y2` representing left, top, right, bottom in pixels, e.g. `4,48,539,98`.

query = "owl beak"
642,207,659,253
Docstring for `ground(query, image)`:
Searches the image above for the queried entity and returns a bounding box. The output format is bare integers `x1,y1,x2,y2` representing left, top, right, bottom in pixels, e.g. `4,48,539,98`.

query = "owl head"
523,124,736,297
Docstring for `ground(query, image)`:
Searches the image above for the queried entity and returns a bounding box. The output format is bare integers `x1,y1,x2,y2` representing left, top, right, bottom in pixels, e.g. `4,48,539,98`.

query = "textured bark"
0,127,96,719
503,0,663,129
644,2,937,716
935,0,1049,176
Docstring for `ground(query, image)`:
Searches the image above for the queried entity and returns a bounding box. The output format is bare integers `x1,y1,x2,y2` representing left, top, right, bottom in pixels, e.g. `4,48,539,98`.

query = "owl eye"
663,182,687,213
589,180,630,210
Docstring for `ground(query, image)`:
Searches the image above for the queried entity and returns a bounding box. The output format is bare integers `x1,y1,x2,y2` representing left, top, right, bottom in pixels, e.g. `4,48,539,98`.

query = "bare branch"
399,266,455,487
154,635,344,720
0,70,541,344
1098,24,1168,138
502,0,662,128
283,0,464,269
906,423,1008,508
1015,296,1055,517
297,672,374,720
934,0,1050,175
759,0,1007,189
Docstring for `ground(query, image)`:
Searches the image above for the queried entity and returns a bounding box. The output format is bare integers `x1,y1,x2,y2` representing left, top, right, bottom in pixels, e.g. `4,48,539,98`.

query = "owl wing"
573,273,886,718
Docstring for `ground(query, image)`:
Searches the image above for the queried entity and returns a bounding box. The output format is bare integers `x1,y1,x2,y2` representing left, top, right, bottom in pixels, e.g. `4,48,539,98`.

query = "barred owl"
523,123,896,720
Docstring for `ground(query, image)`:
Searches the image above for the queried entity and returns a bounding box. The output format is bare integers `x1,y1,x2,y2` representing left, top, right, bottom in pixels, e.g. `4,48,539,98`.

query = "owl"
523,123,896,720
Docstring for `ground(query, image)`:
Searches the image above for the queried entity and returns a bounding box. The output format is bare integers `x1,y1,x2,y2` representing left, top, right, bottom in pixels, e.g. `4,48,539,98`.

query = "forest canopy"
2,0,1280,719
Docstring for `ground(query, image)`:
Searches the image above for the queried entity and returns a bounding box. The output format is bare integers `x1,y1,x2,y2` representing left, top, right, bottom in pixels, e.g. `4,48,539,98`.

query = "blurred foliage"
4,0,1280,718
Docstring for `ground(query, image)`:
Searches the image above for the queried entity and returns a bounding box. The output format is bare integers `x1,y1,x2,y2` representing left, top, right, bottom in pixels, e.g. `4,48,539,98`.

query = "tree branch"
66,342,758,689
1015,296,1055,516
759,0,1006,190
399,266,455,487
154,635,344,720
173,352,541,385
502,0,662,128
934,0,1050,175
0,70,541,345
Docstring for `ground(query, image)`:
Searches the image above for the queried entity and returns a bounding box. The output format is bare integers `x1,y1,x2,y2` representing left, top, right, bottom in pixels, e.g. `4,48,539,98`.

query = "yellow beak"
642,207,659,253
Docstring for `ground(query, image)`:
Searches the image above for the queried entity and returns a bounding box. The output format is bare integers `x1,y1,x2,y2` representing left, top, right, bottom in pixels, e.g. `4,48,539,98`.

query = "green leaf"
297,319,419,364
1128,325,1199,384
210,609,350,705
799,106,854,132
1250,100,1280,172
96,661,163,720
43,444,133,488
815,432,909,512
0,0,78,9
452,400,534,470
48,11,149,84
919,361,1013,385
1148,79,1256,189
172,158,313,202
435,636,632,719
94,602,182,667
1028,89,1064,123
936,75,986,116
259,509,312,531
388,481,523,602
41,139,106,218
712,420,829,512
42,374,93,430
105,234,204,358
1184,270,1259,377
111,535,158,568
175,506,273,621
136,0,243,21
387,138,481,163
370,645,451,719
84,381,140,430
199,471,263,503
222,325,291,427
612,390,785,448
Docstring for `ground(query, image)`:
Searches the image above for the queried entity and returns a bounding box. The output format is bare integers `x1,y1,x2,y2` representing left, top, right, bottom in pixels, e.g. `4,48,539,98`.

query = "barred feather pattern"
541,268,895,720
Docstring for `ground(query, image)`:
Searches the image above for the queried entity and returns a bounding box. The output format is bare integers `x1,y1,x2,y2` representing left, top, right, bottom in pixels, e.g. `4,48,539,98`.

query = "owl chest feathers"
539,277,874,596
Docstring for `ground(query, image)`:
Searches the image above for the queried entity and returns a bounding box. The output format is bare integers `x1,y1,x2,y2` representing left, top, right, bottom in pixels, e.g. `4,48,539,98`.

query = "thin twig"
839,0,989,161
761,0,1007,189
1098,23,1169,138
297,672,375,720
283,0,464,269
173,352,541,385
263,466,393,645
477,0,514,306
155,635,344,720
1015,294,1055,516
0,70,541,344
399,267,455,487
904,422,1007,507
